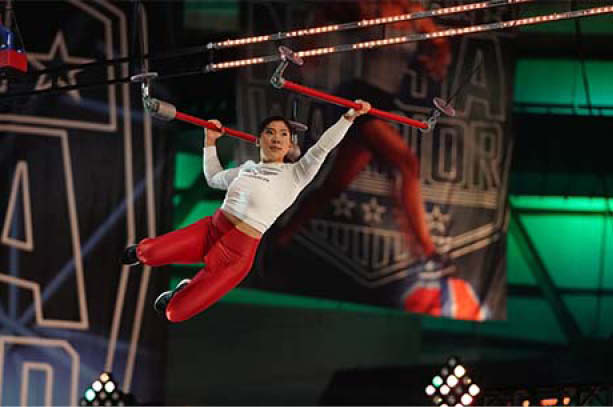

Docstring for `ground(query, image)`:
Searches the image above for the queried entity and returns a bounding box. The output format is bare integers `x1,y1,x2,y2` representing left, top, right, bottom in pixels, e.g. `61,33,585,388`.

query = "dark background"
1,0,613,405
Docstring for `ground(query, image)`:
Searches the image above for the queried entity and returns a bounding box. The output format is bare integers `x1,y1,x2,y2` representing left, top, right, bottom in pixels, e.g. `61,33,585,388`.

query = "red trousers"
137,210,260,322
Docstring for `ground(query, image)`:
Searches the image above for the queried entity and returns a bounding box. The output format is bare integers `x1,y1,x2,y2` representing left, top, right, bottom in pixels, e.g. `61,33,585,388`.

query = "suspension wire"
2,4,612,100
18,45,208,79
206,5,613,72
446,57,485,106
207,0,534,49
0,69,206,100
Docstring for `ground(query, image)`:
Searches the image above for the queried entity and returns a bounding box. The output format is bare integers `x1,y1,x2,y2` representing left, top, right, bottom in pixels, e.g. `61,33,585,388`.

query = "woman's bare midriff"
221,209,263,239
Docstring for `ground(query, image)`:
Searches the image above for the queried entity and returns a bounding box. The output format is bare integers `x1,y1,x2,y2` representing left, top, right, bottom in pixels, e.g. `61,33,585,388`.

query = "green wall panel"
596,297,613,338
479,297,567,344
562,294,600,338
520,4,613,34
520,213,605,289
511,195,613,213
421,297,567,344
184,0,239,31
559,295,613,339
511,196,613,292
174,152,202,190
515,59,613,116
515,59,578,105
605,226,613,290
174,199,223,230
516,209,610,289
507,224,538,286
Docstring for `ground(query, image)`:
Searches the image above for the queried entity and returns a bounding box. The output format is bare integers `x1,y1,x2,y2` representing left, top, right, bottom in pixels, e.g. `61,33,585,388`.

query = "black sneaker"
420,252,456,280
153,279,191,317
121,244,140,266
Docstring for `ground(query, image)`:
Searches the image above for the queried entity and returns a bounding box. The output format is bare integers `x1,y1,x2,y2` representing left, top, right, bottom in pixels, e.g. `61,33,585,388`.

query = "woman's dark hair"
257,116,293,138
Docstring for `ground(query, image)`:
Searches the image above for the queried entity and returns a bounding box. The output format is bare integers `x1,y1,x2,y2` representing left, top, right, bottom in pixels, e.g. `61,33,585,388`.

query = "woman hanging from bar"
120,100,371,322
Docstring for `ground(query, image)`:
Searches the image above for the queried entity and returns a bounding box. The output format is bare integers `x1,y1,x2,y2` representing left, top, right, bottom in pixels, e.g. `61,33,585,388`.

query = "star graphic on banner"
427,205,451,234
27,31,94,101
361,197,386,224
331,193,356,219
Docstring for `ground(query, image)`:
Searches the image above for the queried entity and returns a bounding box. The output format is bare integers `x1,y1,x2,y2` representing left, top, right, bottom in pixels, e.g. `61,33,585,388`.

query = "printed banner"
236,0,514,320
0,1,173,405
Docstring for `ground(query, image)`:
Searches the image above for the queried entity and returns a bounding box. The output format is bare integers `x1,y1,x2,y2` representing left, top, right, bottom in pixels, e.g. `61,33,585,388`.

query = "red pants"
137,210,260,322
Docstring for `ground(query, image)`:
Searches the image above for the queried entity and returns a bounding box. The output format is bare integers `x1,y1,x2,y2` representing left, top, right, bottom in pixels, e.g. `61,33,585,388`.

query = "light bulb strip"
207,0,533,49
206,5,613,72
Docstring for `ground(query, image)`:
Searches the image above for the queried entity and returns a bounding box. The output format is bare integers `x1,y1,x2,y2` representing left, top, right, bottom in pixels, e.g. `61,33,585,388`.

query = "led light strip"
206,5,613,72
207,0,533,49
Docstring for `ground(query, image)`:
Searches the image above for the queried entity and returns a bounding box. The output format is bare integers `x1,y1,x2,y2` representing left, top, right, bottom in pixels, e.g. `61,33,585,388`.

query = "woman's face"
259,120,292,163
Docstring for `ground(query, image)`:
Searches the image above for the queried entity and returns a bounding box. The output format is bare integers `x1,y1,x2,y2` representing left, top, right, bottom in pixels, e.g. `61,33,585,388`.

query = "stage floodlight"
468,384,480,397
104,381,116,393
454,365,466,378
81,371,136,407
447,375,459,388
92,380,103,392
85,388,96,402
461,393,473,405
428,357,480,406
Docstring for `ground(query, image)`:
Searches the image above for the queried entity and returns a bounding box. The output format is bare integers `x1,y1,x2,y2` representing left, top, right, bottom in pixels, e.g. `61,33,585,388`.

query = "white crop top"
202,116,353,233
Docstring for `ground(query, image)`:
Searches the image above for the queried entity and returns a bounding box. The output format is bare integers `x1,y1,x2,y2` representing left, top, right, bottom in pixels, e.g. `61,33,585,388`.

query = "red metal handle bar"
175,111,257,143
281,80,428,130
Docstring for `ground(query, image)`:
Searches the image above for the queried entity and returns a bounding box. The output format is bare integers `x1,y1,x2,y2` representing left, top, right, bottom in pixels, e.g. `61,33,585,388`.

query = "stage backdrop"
0,1,177,405
234,0,515,320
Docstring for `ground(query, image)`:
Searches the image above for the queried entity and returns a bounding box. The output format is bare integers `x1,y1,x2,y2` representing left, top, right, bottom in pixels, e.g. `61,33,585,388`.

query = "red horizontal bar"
175,111,257,143
281,80,428,129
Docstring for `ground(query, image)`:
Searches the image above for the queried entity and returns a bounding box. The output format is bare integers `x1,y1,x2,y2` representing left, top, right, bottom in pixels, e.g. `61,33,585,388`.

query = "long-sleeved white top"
202,116,353,233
